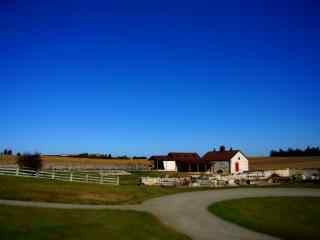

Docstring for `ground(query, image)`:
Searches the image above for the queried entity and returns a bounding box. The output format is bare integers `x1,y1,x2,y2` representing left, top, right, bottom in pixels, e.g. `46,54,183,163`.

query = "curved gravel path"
1,188,320,240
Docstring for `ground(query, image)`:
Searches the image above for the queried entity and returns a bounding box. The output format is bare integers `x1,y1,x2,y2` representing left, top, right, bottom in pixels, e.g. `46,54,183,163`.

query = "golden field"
1,155,320,171
249,156,320,171
0,155,151,169
0,155,16,165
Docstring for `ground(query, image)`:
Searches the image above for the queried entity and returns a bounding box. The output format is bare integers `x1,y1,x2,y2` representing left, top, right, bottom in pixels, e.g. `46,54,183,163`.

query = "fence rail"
0,167,119,185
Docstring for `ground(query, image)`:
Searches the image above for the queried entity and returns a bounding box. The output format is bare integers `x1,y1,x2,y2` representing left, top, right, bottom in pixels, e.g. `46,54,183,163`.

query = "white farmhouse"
202,146,249,174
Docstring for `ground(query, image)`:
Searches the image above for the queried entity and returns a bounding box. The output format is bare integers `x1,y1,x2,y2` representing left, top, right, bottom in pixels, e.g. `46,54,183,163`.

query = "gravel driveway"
1,188,320,240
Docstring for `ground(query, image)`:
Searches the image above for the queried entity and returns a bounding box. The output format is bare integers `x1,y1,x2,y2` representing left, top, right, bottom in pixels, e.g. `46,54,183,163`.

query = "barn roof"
168,152,201,162
149,155,170,161
202,150,240,162
150,151,244,163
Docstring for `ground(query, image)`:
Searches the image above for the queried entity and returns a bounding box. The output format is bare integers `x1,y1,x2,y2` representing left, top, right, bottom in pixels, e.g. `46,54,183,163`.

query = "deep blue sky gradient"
1,0,319,156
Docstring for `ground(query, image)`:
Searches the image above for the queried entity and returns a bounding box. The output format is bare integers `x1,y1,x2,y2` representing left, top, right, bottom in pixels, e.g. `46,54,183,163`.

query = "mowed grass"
0,205,190,240
0,175,208,205
209,197,320,240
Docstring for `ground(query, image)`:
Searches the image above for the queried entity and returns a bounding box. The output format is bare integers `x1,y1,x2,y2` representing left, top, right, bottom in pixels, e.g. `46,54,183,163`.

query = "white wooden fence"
0,167,119,185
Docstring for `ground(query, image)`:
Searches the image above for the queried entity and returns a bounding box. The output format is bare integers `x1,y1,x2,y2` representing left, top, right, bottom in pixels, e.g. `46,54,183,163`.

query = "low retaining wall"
141,168,320,187
141,176,234,188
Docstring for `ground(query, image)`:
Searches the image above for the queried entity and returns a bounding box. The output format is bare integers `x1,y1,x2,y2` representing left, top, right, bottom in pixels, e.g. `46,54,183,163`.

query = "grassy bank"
0,175,208,205
1,174,319,205
209,197,320,240
0,205,190,240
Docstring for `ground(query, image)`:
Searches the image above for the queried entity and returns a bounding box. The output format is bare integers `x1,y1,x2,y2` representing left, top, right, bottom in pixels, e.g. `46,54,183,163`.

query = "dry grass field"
0,155,151,169
0,155,16,166
2,155,320,171
249,156,320,171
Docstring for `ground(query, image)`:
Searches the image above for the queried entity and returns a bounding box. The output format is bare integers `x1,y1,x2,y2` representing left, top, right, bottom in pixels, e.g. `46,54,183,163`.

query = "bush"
17,153,43,170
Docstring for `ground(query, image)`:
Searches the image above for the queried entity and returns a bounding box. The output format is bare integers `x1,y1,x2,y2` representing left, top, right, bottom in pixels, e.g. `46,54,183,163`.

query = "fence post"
100,174,103,184
16,167,19,176
86,174,89,183
52,169,55,180
70,172,73,182
116,175,120,185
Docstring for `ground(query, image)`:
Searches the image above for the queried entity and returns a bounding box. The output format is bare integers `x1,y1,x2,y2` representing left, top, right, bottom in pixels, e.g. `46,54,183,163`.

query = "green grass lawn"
0,205,190,240
209,197,320,240
1,174,319,205
0,175,209,205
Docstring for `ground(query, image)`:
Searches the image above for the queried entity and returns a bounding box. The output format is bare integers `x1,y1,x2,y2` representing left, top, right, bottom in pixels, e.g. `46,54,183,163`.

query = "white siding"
230,152,249,174
163,161,177,171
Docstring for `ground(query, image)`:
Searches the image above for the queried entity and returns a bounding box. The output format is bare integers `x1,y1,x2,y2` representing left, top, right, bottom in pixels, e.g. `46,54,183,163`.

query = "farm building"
168,153,211,172
149,155,172,171
150,153,209,172
150,146,249,174
202,146,249,174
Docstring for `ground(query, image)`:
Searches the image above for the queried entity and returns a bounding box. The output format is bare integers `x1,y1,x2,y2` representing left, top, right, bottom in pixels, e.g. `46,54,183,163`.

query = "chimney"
220,146,226,152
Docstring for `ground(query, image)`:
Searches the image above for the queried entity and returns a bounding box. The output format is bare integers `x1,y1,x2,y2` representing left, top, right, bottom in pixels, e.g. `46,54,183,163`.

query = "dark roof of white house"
202,150,240,162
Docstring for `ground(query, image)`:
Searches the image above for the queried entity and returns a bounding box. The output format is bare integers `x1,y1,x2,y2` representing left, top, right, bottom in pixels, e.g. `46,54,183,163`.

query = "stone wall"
212,161,230,174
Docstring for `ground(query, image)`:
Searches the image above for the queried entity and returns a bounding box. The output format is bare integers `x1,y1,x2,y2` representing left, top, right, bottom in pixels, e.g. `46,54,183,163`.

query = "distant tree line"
68,153,111,159
1,150,147,160
66,153,147,160
67,153,114,159
133,156,147,159
270,146,320,157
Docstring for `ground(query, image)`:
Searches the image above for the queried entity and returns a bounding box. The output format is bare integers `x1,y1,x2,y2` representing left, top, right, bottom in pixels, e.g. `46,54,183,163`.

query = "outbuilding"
149,155,175,171
150,153,210,172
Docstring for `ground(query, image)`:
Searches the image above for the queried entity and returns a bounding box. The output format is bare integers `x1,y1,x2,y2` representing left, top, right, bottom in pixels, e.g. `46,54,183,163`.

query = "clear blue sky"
1,0,319,156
